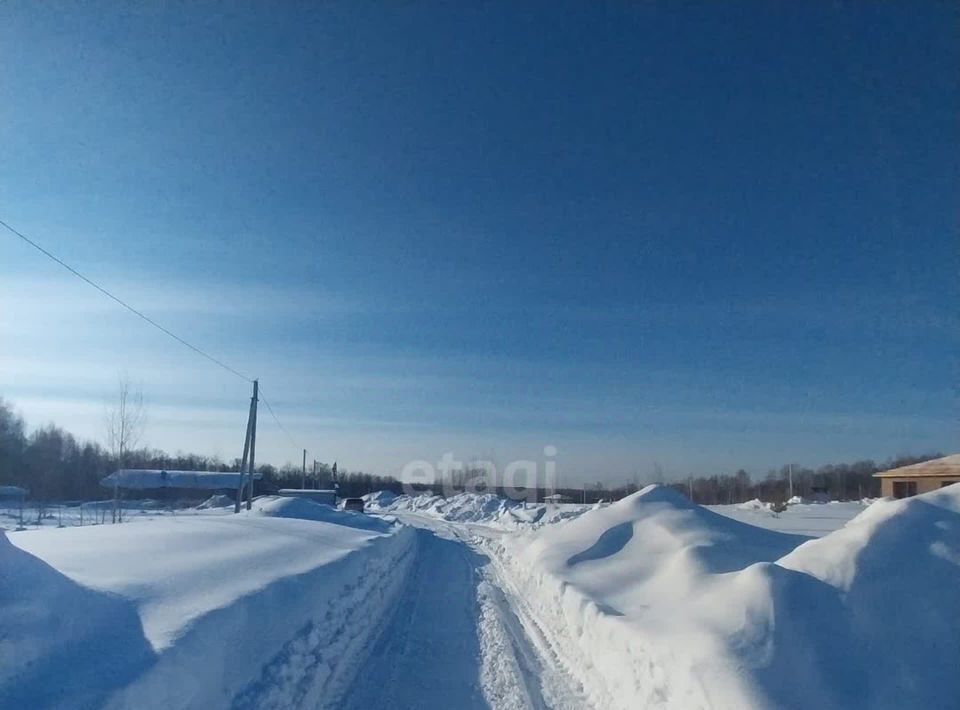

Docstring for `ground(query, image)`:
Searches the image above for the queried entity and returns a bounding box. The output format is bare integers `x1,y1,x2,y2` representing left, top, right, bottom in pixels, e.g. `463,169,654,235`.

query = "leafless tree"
105,376,146,523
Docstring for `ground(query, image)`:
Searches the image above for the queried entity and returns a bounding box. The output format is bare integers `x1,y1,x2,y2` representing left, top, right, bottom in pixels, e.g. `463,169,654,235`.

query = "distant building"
0,485,28,499
873,455,960,498
101,469,261,493
99,470,264,512
543,493,567,504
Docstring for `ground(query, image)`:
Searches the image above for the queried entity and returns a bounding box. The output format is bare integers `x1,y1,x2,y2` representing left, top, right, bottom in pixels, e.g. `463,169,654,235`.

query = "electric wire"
1,217,252,383
2,216,306,453
258,390,299,449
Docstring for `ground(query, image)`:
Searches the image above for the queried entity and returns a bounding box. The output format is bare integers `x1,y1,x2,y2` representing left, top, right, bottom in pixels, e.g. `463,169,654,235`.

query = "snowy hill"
495,483,960,710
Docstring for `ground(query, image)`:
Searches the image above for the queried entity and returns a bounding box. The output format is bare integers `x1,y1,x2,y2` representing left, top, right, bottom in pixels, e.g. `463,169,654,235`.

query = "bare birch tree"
105,376,146,523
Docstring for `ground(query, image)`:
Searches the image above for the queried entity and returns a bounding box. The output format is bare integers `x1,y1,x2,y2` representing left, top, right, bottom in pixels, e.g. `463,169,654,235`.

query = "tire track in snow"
476,577,548,710
478,540,594,710
230,529,417,710
370,513,591,710
338,527,487,710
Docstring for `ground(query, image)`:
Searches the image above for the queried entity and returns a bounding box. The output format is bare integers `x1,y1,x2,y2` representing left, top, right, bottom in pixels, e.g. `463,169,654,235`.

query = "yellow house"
873,454,960,498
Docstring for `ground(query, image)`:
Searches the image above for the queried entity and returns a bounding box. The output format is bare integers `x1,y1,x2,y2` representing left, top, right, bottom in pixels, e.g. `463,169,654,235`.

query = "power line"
1,217,252,383
259,390,299,449
3,216,306,452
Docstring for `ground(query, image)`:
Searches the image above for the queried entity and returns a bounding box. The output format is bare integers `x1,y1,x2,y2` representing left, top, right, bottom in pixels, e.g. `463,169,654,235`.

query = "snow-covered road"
339,513,589,710
341,528,487,709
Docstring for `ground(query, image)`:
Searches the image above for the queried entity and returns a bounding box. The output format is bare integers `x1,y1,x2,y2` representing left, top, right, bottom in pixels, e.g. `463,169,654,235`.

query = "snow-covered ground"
365,509,592,710
2,496,413,709
365,490,597,529
3,486,959,709
0,497,233,531
707,498,872,537
491,484,960,709
2,491,867,537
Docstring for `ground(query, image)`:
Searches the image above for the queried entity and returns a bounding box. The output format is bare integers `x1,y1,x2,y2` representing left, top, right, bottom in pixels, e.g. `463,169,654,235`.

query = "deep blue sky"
1,1,957,481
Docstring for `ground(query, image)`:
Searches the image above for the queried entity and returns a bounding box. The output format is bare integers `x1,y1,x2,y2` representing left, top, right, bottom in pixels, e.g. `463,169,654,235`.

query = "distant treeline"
660,457,943,505
0,397,407,501
435,454,942,504
258,462,404,499
0,397,942,504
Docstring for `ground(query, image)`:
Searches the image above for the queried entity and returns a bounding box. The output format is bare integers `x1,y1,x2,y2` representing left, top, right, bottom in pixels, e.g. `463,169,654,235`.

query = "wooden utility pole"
234,407,252,513
246,380,258,510
302,449,307,489
235,379,259,513
235,381,255,514
312,460,317,489
788,464,794,500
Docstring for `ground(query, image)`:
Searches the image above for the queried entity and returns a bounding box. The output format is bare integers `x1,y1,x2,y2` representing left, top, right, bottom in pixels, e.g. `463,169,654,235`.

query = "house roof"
873,454,960,478
101,469,263,490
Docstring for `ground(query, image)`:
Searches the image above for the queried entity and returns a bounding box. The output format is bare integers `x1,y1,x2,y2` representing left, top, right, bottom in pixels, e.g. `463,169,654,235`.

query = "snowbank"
252,495,393,533
774,485,960,709
3,504,415,709
362,490,397,507
195,493,233,509
736,498,772,511
0,531,155,709
493,484,960,709
367,490,589,528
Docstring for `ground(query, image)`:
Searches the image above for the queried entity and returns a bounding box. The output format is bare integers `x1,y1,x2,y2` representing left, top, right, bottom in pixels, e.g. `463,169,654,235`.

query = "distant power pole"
312,459,317,489
302,449,307,489
788,464,794,500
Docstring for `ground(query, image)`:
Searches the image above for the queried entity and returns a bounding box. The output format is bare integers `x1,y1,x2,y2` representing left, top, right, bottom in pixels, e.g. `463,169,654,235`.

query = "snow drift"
2,498,415,710
494,483,960,709
253,495,393,533
366,490,588,528
195,493,234,509
775,485,960,709
0,532,155,709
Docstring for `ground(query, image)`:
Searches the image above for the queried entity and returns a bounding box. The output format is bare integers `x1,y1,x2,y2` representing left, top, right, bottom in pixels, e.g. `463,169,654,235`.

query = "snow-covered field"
708,498,873,537
0,497,235,531
1,491,868,536
3,486,959,709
